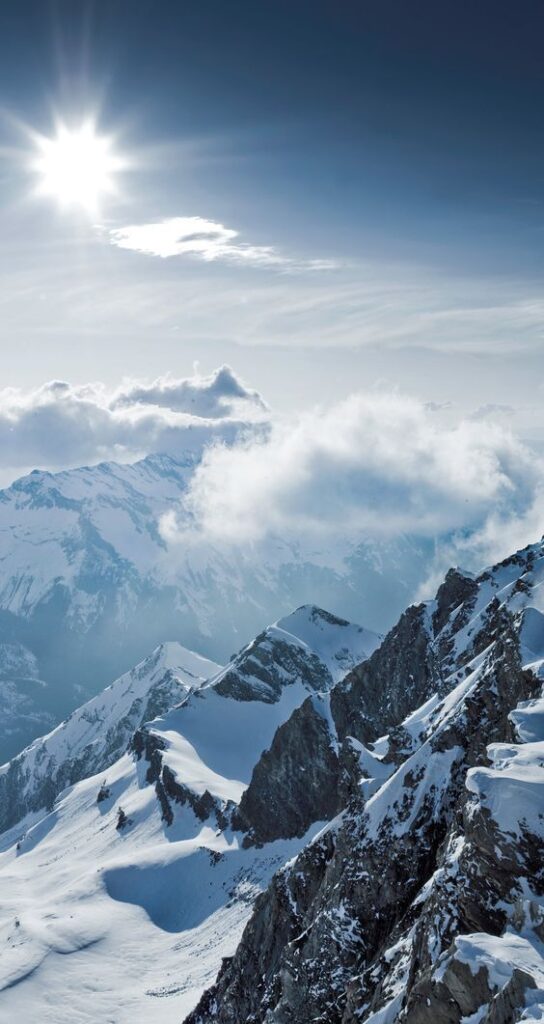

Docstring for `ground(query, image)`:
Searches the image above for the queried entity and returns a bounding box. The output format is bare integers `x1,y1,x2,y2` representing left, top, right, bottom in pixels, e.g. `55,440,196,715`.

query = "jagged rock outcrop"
432,566,478,636
214,606,380,703
186,539,544,1024
127,605,381,837
331,603,441,744
233,695,342,844
132,725,228,827
231,574,493,847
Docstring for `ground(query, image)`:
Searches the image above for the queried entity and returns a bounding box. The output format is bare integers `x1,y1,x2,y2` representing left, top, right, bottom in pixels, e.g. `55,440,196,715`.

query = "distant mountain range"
0,452,428,760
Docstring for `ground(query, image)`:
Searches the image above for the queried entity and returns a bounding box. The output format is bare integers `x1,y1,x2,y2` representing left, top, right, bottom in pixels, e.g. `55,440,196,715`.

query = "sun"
33,120,123,214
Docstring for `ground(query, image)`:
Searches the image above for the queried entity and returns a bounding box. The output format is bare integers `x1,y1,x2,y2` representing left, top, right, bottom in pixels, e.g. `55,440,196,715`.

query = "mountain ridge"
0,601,379,1022
0,451,429,759
186,537,544,1024
1,539,543,1022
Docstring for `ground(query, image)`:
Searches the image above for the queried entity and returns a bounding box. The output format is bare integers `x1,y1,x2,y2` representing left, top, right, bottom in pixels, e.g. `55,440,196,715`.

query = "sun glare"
34,121,123,213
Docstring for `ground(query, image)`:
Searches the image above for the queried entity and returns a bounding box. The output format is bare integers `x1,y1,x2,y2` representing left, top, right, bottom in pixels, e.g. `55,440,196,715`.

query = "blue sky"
0,0,543,442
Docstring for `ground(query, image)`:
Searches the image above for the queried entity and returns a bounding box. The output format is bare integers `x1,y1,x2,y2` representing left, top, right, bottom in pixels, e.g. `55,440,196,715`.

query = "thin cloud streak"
109,215,338,271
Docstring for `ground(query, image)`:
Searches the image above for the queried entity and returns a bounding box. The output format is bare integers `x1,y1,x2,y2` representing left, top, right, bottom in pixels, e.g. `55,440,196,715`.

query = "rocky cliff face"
186,540,544,1024
230,576,478,848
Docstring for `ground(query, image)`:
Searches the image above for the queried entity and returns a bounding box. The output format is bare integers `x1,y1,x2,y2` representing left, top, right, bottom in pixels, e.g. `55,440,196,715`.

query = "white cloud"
163,390,544,572
0,366,267,479
109,215,337,271
111,365,268,418
2,368,542,595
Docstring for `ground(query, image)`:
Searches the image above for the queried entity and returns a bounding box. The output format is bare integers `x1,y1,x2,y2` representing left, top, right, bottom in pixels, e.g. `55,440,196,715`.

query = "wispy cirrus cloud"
109,215,337,271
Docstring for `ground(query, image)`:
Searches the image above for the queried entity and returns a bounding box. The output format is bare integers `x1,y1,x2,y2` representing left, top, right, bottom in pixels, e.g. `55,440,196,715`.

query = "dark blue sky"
0,0,543,427
2,0,544,275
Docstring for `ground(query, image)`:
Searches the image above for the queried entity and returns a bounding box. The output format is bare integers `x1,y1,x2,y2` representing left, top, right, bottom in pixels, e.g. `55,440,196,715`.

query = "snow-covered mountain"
129,605,381,827
188,539,544,1024
3,537,543,1024
0,603,378,1022
0,641,221,835
0,452,429,760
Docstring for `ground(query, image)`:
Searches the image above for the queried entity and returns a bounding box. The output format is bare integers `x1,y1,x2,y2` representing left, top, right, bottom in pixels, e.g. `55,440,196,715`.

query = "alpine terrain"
0,454,430,760
0,537,542,1022
188,539,544,1024
0,604,380,1021
2,4,541,1023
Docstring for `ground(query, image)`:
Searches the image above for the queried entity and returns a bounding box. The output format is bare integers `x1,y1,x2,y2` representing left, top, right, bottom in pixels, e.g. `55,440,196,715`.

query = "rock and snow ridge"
0,602,379,1023
0,451,428,760
0,641,221,836
187,538,544,1024
130,604,382,824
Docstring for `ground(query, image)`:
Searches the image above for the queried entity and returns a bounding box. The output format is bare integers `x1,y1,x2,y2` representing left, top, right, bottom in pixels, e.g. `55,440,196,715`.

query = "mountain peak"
210,605,381,705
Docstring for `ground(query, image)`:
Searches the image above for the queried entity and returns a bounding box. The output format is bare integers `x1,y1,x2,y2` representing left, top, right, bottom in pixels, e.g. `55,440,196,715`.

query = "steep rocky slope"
187,540,544,1024
231,573,469,846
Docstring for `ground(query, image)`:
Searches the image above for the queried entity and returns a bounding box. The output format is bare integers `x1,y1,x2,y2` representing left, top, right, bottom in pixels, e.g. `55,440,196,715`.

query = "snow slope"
0,642,221,834
0,751,320,1024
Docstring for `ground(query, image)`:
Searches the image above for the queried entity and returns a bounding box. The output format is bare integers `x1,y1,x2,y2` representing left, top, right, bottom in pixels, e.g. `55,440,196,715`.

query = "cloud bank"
0,366,266,480
109,215,336,271
1,368,542,589
163,390,544,575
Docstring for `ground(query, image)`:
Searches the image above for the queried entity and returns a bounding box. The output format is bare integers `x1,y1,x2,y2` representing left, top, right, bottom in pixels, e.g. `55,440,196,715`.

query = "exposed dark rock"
331,604,439,746
432,567,478,637
234,696,342,844
96,782,111,804
116,807,130,830
185,587,544,1024
233,599,453,846
214,635,332,704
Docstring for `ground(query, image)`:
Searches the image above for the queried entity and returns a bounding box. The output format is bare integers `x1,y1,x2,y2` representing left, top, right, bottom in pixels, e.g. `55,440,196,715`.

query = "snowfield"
0,750,322,1023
